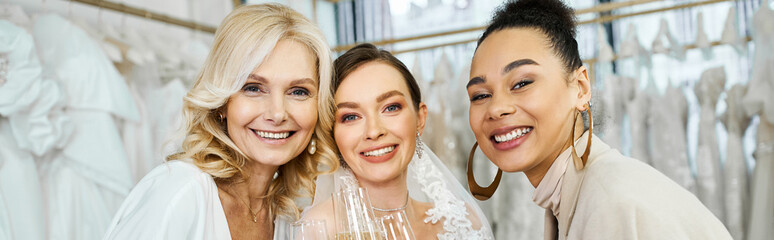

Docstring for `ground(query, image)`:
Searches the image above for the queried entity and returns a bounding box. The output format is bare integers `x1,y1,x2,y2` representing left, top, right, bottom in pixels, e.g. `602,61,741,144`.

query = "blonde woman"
103,4,337,240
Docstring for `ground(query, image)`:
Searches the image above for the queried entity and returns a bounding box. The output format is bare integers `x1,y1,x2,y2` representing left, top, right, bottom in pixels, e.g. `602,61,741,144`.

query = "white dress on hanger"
693,66,726,224
0,20,70,240
122,65,186,181
648,86,695,193
598,75,623,150
721,84,750,240
122,84,155,182
424,53,457,175
651,18,685,61
32,14,139,239
695,12,714,60
721,6,747,55
743,4,774,240
151,79,187,161
626,81,652,166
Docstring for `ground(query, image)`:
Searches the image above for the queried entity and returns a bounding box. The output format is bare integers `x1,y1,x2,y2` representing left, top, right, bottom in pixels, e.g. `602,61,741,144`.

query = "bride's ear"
416,102,428,136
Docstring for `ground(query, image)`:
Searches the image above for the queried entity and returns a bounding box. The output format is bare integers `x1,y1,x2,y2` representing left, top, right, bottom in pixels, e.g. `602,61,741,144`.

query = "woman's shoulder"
573,153,730,238
583,150,693,201
125,160,218,211
140,160,211,184
104,160,225,239
577,149,727,232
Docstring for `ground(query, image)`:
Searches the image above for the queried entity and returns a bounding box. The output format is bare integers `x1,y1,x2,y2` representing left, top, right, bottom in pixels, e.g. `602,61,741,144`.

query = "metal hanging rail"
70,0,217,34
388,0,733,55
331,0,667,52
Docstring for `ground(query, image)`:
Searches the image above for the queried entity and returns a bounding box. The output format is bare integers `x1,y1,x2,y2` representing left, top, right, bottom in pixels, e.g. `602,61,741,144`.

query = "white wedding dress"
648,86,695,193
33,14,139,239
743,4,774,239
598,75,624,150
0,19,70,240
721,84,751,240
424,54,461,178
693,66,726,224
122,64,187,182
625,78,652,165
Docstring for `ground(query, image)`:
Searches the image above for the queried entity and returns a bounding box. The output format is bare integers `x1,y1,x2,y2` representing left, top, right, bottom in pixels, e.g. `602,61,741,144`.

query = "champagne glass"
332,188,383,240
378,211,415,240
289,220,329,240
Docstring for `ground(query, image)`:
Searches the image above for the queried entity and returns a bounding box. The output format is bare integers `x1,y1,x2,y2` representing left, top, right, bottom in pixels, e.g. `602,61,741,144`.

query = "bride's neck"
357,172,409,210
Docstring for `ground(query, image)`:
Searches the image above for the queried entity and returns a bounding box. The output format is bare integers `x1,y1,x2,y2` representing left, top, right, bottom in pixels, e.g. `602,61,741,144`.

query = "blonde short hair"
168,3,338,219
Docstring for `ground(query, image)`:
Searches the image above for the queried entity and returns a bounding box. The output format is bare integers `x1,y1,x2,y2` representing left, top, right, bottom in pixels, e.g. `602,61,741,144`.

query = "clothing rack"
331,0,668,52
336,0,733,54
70,0,217,34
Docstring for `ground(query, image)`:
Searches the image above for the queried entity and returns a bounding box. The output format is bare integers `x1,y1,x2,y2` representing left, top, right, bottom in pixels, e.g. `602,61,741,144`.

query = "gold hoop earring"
466,142,503,201
570,103,593,170
218,112,225,122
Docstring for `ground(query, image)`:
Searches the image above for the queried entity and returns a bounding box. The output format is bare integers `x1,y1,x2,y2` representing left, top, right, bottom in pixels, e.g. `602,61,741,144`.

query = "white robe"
104,160,289,239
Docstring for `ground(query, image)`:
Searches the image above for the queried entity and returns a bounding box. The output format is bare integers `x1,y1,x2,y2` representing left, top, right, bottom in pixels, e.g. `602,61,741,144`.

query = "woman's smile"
359,144,400,163
490,126,534,151
251,129,296,143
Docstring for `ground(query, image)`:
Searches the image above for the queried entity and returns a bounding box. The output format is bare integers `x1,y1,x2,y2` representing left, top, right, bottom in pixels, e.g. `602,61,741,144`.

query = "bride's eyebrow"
336,102,359,109
376,90,404,102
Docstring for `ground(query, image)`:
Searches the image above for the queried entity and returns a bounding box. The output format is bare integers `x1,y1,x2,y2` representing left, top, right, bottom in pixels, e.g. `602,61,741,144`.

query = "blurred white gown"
625,79,652,165
722,85,750,240
33,14,139,239
0,19,70,240
694,67,726,223
649,86,695,193
744,4,774,239
122,64,186,182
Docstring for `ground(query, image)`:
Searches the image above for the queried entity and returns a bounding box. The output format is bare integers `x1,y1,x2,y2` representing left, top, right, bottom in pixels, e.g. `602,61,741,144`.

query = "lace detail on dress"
337,167,360,192
410,142,492,240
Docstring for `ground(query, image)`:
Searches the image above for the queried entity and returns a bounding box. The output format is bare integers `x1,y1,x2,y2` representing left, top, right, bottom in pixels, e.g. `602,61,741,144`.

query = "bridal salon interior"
1,0,772,239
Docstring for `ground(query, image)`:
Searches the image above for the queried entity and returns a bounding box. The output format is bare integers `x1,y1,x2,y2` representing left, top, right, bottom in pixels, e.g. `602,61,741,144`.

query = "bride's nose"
364,115,387,140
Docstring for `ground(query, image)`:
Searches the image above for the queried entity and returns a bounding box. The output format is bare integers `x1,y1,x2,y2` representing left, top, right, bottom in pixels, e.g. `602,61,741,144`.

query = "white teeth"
364,146,395,157
255,130,290,139
493,127,533,143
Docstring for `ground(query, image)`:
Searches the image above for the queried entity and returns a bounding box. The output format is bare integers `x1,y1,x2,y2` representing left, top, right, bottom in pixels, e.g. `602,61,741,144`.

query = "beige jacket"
544,133,731,240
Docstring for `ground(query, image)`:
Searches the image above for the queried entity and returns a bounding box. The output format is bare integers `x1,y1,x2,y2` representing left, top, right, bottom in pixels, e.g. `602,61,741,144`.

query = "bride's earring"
466,142,503,201
415,133,424,159
308,138,317,155
569,103,593,170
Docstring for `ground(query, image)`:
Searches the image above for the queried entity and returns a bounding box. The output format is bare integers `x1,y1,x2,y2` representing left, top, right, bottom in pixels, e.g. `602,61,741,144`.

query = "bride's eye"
384,104,402,113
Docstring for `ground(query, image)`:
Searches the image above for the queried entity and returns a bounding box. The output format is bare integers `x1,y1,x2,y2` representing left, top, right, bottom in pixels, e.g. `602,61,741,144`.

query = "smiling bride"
301,43,493,239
